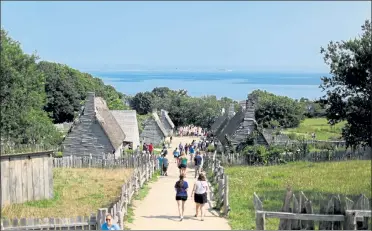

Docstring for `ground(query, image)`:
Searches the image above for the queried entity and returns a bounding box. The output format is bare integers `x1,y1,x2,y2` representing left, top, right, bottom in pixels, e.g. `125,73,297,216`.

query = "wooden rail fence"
253,189,371,230
215,147,371,167
1,154,160,230
203,151,230,216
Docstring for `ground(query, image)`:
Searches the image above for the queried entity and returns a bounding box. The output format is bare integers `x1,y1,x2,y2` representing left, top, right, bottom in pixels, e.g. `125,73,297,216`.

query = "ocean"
90,71,328,101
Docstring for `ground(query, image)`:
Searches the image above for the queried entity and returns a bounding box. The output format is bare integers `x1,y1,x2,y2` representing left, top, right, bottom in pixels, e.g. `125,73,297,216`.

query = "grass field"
1,168,133,219
225,160,371,230
283,118,346,140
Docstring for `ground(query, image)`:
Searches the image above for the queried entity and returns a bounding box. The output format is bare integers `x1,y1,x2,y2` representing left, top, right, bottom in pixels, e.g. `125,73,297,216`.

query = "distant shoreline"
92,70,326,101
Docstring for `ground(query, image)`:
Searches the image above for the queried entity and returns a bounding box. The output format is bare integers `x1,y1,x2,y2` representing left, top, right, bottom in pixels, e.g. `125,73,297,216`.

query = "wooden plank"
256,211,345,221
26,157,34,202
1,158,10,206
354,194,370,230
14,157,23,203
253,193,265,230
32,156,41,200
291,193,300,229
41,156,49,199
48,156,54,199
20,158,28,203
8,157,17,204
278,188,293,230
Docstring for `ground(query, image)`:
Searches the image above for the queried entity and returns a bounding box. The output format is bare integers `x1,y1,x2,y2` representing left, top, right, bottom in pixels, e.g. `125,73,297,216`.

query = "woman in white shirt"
191,172,209,221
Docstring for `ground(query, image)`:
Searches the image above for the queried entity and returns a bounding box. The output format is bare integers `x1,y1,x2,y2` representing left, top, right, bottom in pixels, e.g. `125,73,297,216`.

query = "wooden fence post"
96,208,107,230
118,211,124,230
253,192,265,230
223,175,230,216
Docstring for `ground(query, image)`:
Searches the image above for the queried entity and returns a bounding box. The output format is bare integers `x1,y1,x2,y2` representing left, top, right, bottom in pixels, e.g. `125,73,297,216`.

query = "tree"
0,29,60,146
320,20,371,148
130,92,154,115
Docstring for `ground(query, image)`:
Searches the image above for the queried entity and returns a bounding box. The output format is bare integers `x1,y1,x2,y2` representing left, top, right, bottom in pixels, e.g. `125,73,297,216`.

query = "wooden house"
111,110,140,149
139,111,168,145
62,92,126,158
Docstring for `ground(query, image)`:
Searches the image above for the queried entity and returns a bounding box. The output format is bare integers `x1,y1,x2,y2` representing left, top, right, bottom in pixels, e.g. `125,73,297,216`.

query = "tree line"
1,29,129,147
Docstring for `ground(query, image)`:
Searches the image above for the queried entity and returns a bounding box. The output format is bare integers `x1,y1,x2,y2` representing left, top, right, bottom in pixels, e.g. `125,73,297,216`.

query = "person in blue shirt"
175,173,188,221
189,146,195,164
162,154,169,176
157,154,164,175
101,214,120,230
173,148,180,163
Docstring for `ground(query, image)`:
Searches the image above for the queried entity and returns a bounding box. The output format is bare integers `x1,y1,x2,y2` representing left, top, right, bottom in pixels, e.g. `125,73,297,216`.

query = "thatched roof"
262,129,290,145
110,110,140,148
161,109,175,128
152,111,168,137
211,115,228,133
94,97,126,149
217,110,245,144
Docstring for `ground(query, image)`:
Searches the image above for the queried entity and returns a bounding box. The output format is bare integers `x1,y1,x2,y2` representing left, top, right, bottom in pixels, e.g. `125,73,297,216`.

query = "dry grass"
1,168,133,219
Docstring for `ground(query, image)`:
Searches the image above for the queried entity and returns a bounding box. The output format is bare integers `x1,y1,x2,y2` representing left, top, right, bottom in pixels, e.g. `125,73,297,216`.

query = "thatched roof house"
140,111,168,145
62,92,126,158
111,110,140,149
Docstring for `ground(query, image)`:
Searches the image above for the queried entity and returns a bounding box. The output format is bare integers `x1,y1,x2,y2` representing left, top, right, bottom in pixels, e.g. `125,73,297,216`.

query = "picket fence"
254,189,371,230
203,151,230,216
1,153,159,230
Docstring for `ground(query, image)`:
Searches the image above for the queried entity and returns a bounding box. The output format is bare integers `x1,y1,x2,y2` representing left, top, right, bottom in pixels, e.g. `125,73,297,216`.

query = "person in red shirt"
149,143,154,154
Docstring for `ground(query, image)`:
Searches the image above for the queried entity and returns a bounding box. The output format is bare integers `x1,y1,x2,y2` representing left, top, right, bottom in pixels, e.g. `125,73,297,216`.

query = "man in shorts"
194,151,203,178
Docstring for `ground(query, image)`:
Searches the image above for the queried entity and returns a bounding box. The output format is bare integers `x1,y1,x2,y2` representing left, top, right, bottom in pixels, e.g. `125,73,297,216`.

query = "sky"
1,1,371,72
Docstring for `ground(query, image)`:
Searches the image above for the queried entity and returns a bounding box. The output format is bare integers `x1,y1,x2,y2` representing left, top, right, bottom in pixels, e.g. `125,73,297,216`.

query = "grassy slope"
225,160,371,230
1,168,133,218
283,118,346,140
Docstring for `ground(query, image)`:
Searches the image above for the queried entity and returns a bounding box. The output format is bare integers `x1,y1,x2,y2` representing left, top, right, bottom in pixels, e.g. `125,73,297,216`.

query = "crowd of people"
118,133,211,226
177,125,207,137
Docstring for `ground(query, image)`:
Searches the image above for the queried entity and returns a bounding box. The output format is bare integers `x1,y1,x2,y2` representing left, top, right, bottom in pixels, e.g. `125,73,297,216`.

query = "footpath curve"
126,136,231,230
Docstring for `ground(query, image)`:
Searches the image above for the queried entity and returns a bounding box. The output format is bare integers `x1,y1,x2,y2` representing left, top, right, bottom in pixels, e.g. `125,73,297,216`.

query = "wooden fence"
203,151,230,216
253,189,371,230
1,154,159,230
1,152,54,207
53,152,149,169
215,147,371,166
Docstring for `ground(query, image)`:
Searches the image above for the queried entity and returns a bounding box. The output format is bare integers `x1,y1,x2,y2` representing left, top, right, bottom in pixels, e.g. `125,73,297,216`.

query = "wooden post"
224,175,229,216
253,192,265,230
118,211,124,229
96,208,107,230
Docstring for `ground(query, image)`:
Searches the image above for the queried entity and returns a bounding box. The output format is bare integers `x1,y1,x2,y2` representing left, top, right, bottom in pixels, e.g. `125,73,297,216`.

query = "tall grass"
225,160,371,230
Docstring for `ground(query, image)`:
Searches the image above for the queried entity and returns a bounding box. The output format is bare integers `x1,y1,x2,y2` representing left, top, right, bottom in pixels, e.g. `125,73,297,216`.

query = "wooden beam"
256,211,345,222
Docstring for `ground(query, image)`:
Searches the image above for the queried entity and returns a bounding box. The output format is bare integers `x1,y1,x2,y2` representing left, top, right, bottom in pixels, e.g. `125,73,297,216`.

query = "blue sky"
1,1,370,72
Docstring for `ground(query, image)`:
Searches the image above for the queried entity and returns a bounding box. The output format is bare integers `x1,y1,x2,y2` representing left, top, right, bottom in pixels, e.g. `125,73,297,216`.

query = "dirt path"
126,136,231,230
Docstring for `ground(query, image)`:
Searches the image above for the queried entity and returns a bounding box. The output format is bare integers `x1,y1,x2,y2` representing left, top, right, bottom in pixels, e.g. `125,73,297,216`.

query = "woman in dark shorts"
175,174,188,221
191,173,209,221
178,152,188,176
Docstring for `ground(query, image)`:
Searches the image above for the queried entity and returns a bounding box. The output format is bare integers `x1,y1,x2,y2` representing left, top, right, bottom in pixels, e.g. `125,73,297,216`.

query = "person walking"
101,214,120,230
149,143,154,155
157,154,164,175
178,152,188,176
194,151,203,178
162,154,169,176
185,143,189,155
175,174,188,221
191,173,209,221
189,145,195,164
173,148,180,163
170,136,173,144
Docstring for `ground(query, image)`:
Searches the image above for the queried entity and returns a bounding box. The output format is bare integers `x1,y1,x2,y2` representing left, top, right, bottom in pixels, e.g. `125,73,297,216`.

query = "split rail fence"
1,153,159,230
253,189,371,230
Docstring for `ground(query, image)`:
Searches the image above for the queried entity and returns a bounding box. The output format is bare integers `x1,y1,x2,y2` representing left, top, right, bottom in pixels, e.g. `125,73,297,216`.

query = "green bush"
207,145,216,152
